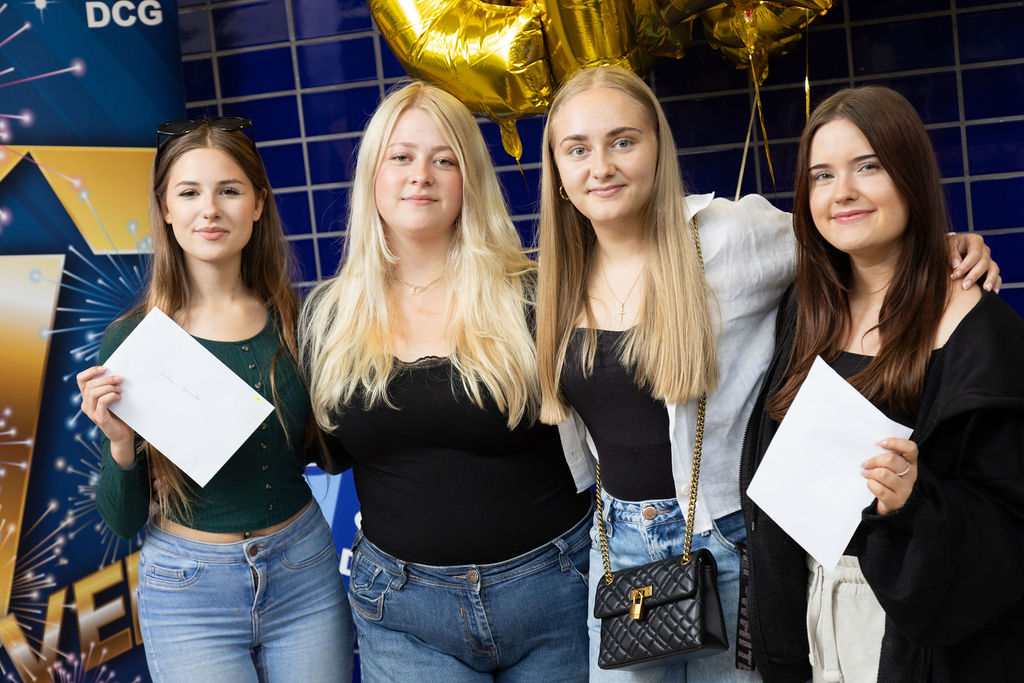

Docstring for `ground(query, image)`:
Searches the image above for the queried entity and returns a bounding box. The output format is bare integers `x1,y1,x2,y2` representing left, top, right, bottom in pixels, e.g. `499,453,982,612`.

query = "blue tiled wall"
176,0,1024,310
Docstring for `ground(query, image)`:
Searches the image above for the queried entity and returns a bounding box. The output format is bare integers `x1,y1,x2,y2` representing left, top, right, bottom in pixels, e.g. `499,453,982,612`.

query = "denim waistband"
599,491,743,535
354,505,593,588
143,498,322,563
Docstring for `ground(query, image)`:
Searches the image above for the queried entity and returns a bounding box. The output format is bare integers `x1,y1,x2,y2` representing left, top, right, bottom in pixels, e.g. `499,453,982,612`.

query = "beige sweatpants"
806,555,886,683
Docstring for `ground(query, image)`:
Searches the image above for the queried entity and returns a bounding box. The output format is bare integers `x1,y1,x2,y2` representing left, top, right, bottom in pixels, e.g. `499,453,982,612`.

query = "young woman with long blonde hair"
301,82,592,682
77,119,353,681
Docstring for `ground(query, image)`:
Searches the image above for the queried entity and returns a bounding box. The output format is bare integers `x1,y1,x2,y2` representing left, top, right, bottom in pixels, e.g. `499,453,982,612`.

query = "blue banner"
0,1,183,679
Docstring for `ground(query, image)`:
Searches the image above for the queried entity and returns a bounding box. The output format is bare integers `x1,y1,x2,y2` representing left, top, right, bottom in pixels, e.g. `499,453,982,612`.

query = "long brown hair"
535,65,718,424
767,86,950,420
131,124,299,519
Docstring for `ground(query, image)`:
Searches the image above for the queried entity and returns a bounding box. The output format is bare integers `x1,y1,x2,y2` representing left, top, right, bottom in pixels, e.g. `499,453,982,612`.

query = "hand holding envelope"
746,356,912,571
100,308,275,487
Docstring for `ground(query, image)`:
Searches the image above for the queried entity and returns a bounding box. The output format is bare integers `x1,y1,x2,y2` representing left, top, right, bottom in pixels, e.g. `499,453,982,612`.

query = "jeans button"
247,545,258,557
466,569,479,583
642,506,658,520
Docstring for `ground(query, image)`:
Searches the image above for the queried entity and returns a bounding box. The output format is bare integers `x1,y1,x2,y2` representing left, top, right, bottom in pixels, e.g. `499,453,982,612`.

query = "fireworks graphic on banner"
61,434,145,567
53,240,149,564
0,1,86,229
47,650,143,683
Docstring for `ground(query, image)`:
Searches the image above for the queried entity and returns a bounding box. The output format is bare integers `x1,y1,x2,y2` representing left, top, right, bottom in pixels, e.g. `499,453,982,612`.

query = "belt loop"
602,495,615,539
553,536,571,572
392,560,408,590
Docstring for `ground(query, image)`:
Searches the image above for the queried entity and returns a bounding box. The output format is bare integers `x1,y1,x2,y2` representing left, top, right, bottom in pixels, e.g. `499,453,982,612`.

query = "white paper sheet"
746,356,912,571
102,308,275,487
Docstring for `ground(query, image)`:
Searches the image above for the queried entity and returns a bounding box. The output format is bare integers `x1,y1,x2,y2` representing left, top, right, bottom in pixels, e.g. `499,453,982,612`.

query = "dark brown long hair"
767,86,950,420
131,124,299,519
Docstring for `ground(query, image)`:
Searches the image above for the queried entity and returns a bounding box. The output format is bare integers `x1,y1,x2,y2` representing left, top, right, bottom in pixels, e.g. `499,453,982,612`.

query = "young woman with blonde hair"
301,82,592,682
77,119,353,681
534,65,999,682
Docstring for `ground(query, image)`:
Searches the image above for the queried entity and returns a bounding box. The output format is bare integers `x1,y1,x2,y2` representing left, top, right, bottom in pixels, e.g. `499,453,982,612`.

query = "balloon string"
750,62,775,189
736,96,756,201
805,10,811,120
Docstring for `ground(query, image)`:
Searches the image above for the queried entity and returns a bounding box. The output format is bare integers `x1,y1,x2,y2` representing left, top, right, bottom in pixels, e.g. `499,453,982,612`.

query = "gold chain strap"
595,215,708,586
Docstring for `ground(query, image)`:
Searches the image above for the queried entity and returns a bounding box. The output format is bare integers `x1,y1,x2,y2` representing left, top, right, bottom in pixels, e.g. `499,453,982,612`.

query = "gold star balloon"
370,0,830,158
369,0,553,160
702,0,832,85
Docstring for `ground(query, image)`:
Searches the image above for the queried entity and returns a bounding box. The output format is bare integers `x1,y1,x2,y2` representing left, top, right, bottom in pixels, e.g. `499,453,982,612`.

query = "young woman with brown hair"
741,86,1024,682
77,118,353,681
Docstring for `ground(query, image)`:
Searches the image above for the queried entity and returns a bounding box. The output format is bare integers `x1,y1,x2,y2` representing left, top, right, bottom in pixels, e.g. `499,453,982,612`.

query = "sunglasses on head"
156,116,255,149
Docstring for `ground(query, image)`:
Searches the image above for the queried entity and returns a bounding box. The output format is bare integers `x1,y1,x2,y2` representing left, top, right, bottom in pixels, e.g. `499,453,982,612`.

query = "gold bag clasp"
628,585,653,620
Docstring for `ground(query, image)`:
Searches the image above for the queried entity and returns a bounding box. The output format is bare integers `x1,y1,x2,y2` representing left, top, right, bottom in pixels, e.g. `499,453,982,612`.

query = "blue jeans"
349,507,592,682
138,500,354,682
588,493,757,682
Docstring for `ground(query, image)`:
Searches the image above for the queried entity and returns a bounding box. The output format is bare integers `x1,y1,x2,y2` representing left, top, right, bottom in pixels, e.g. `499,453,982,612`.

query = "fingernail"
950,271,960,279
875,439,887,448
984,282,993,292
962,279,972,290
952,258,961,268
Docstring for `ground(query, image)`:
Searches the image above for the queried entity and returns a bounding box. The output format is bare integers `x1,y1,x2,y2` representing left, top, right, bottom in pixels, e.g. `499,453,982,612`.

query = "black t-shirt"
560,328,676,501
331,356,591,565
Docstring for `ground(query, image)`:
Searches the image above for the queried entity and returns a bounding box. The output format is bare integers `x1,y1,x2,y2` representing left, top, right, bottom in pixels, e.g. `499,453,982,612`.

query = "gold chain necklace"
393,273,443,296
600,260,643,322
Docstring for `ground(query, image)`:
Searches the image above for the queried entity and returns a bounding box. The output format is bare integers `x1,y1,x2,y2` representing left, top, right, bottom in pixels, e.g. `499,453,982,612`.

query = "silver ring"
896,464,912,477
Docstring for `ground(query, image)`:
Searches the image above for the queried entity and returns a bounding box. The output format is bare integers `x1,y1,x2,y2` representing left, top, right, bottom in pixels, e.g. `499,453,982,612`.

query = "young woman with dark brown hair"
741,86,1024,682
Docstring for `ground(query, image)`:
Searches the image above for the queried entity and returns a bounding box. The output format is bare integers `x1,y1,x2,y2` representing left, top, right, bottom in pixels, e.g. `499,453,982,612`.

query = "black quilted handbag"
592,393,730,670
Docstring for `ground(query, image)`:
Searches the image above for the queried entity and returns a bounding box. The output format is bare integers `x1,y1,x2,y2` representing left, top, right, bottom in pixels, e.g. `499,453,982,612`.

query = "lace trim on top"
395,354,450,370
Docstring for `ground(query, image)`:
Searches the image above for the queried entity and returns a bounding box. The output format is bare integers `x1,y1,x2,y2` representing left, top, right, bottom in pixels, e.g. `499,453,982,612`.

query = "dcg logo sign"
86,0,163,28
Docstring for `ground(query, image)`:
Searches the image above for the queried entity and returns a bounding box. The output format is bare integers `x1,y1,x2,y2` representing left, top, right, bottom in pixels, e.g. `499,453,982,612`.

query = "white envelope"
102,308,275,487
746,356,912,571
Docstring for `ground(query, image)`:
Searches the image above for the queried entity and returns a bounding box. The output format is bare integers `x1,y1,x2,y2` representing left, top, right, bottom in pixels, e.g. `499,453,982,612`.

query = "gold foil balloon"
635,0,694,60
660,0,730,26
541,0,641,81
371,0,827,159
369,0,553,160
702,1,831,85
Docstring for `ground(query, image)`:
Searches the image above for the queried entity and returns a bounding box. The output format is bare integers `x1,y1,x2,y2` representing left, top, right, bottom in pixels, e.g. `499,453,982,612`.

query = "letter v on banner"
0,255,64,617
0,256,63,675
0,588,67,679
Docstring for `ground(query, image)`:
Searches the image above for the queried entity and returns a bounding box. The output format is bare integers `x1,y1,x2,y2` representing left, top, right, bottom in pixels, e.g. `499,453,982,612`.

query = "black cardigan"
740,291,1024,682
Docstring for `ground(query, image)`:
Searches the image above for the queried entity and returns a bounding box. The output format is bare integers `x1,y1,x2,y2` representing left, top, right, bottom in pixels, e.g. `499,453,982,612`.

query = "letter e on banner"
74,563,134,670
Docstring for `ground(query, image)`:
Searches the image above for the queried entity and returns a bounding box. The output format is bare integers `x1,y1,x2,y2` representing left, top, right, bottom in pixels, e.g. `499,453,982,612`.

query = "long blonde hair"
136,124,298,520
301,82,539,429
536,65,718,424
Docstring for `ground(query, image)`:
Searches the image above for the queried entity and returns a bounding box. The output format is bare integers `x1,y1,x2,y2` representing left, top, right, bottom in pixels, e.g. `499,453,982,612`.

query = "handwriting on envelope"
102,308,275,487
